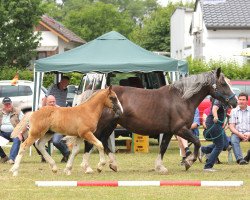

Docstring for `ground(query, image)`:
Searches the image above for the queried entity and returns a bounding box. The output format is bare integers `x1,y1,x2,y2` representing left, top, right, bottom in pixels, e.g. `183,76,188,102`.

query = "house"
35,15,86,59
171,0,250,64
171,7,194,60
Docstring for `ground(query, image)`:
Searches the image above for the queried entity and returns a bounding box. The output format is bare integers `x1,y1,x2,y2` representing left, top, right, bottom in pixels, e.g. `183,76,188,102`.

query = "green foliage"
129,1,194,52
188,58,250,80
0,0,44,67
63,2,135,41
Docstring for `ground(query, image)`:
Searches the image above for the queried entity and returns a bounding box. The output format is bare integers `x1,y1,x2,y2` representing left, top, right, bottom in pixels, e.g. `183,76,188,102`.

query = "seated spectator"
0,97,24,164
229,92,250,165
177,108,200,165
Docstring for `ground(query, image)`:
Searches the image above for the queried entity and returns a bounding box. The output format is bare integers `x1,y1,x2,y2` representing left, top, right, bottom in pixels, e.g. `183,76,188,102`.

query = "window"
0,85,33,97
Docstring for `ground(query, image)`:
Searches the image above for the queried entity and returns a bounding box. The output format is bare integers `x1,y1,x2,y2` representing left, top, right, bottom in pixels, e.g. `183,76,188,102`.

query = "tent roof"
35,31,183,73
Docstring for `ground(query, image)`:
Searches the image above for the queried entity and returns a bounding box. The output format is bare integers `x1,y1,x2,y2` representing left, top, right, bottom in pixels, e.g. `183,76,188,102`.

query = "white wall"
192,1,250,65
171,8,193,59
38,31,58,46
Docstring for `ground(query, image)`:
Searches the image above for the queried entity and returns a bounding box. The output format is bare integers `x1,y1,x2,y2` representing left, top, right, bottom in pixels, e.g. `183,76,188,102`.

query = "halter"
212,83,236,103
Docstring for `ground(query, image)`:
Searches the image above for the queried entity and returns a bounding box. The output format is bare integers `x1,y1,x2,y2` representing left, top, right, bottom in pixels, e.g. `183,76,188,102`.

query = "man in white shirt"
229,92,250,165
0,97,23,164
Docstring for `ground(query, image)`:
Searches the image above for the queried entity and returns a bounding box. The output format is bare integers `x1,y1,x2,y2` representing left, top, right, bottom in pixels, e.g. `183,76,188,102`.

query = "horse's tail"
62,136,83,149
11,111,32,139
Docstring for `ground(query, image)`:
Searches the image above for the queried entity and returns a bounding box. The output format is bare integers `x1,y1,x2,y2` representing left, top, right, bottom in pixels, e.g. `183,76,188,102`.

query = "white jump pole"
35,180,243,187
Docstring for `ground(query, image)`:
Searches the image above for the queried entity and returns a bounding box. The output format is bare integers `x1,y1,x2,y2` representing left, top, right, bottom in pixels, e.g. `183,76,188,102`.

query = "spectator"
43,76,70,163
0,97,24,164
229,92,250,165
200,99,230,172
177,108,200,165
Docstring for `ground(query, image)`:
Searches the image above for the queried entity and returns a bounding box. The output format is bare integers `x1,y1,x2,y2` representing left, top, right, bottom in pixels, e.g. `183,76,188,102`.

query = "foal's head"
210,68,237,108
104,86,123,117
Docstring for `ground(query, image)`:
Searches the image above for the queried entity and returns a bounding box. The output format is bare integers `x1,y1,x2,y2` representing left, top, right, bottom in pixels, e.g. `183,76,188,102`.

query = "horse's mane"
171,71,216,100
78,89,98,105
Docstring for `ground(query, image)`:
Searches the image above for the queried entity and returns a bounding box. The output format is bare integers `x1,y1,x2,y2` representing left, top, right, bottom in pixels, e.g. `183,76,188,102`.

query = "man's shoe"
215,158,222,164
203,168,217,172
6,159,15,165
238,159,248,165
61,152,70,163
243,150,250,162
0,156,8,163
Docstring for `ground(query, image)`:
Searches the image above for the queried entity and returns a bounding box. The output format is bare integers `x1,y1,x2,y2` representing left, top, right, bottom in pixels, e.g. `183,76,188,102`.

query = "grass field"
0,140,249,200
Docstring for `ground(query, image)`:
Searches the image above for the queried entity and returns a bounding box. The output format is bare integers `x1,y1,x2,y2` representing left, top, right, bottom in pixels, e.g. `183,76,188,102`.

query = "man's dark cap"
2,97,12,104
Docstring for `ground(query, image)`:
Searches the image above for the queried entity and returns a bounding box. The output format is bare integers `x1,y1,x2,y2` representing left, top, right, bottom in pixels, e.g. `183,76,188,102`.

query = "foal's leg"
10,136,37,176
155,133,173,174
35,134,57,173
81,141,94,174
82,132,106,173
176,128,201,170
64,137,82,175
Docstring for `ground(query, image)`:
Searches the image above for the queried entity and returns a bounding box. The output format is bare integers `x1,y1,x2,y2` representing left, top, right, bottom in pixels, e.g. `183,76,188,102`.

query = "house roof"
40,15,86,44
199,0,250,29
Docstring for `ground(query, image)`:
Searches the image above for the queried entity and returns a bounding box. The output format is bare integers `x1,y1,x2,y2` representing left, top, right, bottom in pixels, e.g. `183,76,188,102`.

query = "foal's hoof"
52,166,58,173
109,163,118,172
64,168,72,176
84,167,94,174
12,171,18,177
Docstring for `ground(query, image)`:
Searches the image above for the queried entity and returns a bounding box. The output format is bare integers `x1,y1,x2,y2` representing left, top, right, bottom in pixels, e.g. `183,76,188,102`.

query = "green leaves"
0,0,44,67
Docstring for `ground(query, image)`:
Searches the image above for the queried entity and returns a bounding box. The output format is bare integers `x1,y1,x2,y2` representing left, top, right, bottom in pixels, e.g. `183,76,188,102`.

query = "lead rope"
204,109,227,141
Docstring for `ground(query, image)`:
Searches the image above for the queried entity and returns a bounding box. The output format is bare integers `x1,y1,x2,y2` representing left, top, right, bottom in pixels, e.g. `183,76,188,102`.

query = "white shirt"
0,111,24,133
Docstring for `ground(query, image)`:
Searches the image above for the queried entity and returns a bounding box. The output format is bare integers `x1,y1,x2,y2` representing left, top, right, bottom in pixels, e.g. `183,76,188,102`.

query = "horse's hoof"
155,166,168,174
109,163,118,172
64,168,71,176
97,168,102,173
85,167,94,174
12,171,18,177
184,160,192,171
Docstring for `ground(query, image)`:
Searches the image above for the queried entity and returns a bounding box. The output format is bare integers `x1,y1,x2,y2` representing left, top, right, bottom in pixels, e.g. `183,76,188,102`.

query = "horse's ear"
108,85,112,94
216,67,221,78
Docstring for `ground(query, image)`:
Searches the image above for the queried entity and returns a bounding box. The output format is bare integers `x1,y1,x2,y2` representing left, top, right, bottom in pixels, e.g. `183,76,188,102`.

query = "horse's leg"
82,132,106,173
155,133,173,174
176,128,201,170
35,134,58,173
64,138,81,175
81,141,94,174
10,136,37,176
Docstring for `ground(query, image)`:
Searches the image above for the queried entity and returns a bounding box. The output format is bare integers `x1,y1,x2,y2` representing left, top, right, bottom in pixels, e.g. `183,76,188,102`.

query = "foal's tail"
11,111,32,139
62,136,83,149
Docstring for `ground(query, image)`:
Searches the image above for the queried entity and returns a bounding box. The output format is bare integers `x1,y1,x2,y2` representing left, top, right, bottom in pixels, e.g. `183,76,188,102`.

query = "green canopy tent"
33,31,187,110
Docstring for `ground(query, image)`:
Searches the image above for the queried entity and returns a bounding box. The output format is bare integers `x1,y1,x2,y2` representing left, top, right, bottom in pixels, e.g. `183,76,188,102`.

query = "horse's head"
210,68,237,108
105,86,123,117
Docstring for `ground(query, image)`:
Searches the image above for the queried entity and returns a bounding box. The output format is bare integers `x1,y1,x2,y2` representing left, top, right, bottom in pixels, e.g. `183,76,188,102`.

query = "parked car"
66,85,77,107
0,80,47,113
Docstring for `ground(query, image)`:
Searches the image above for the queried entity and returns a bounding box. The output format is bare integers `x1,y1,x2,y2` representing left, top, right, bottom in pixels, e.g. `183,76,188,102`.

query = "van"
0,80,47,113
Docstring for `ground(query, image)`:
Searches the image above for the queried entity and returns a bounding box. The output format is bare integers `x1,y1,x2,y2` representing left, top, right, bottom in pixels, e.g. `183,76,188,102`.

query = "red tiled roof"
41,15,86,44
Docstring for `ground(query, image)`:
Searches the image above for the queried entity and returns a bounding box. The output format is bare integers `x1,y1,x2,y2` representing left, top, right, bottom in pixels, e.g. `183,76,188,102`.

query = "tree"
130,1,194,52
63,2,135,41
0,0,44,67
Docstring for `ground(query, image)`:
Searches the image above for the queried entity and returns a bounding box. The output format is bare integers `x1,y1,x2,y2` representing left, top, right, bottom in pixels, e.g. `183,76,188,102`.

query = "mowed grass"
0,140,249,200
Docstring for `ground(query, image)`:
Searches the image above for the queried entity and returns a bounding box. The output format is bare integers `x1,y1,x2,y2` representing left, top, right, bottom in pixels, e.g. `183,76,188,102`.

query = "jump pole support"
35,180,243,187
